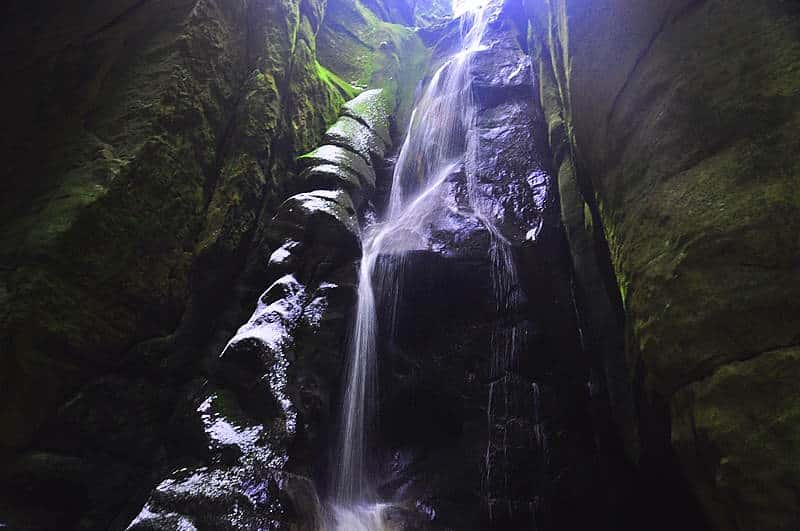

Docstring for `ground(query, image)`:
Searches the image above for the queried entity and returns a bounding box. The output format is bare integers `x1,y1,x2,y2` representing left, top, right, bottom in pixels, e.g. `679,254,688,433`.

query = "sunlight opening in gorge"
452,0,484,16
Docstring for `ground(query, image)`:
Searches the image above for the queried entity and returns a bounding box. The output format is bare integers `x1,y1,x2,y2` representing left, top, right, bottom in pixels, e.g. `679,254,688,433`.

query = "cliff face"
1,0,799,530
0,0,340,449
528,1,800,529
0,0,424,528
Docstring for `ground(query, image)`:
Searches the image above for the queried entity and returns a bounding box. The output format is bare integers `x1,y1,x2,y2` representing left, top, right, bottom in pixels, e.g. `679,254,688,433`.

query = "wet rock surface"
299,145,377,192
530,0,800,528
324,116,389,165
0,0,795,529
0,0,421,526
124,89,393,530
361,4,638,529
341,90,395,149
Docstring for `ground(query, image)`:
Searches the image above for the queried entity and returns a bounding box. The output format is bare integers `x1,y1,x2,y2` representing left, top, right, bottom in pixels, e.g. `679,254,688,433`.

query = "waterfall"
328,2,518,527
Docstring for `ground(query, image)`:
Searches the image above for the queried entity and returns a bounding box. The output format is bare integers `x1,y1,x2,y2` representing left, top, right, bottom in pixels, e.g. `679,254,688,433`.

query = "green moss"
341,89,393,145
0,0,420,461
534,5,800,527
197,153,266,255
582,201,593,232
315,61,361,101
672,346,800,531
315,0,429,129
317,0,385,87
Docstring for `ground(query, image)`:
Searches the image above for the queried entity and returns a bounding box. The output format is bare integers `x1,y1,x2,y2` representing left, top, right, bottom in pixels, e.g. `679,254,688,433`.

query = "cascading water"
328,2,525,528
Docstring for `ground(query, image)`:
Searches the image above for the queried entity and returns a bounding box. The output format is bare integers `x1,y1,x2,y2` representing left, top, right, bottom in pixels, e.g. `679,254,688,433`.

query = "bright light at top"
452,0,485,16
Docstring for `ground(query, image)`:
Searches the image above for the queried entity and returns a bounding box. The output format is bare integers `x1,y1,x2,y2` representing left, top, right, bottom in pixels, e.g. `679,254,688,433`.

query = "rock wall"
127,89,404,530
3,0,798,529
0,0,342,450
528,1,800,529
0,0,423,528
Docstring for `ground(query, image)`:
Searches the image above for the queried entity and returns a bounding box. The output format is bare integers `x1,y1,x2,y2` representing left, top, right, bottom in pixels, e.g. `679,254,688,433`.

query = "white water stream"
328,3,522,528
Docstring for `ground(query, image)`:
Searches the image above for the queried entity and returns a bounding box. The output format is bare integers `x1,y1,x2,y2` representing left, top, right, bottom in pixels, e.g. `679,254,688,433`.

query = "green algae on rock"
342,88,395,146
671,345,800,531
529,0,800,528
0,0,415,528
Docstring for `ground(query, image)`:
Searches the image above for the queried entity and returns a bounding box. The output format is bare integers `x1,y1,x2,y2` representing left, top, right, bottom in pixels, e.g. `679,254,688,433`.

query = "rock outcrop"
129,89,394,529
528,1,800,529
1,0,798,529
0,0,422,527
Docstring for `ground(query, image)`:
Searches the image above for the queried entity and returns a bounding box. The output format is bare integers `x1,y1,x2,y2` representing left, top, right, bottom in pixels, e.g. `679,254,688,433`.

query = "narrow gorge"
1,0,798,530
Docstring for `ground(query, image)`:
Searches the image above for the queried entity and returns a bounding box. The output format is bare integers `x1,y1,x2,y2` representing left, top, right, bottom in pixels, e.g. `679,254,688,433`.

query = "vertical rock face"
2,0,797,529
315,0,431,130
529,0,800,529
0,0,342,449
365,3,643,529
0,0,423,528
128,190,362,530
124,90,396,530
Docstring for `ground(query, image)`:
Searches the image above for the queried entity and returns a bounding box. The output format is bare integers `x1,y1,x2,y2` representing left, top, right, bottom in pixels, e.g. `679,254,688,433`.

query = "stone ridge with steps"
126,90,394,530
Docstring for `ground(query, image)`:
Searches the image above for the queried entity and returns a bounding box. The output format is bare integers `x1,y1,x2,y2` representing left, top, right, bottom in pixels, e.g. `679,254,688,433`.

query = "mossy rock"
316,0,429,130
536,0,800,527
324,115,388,164
298,144,376,191
342,88,394,146
316,61,361,102
272,190,361,252
671,346,800,531
301,164,364,195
